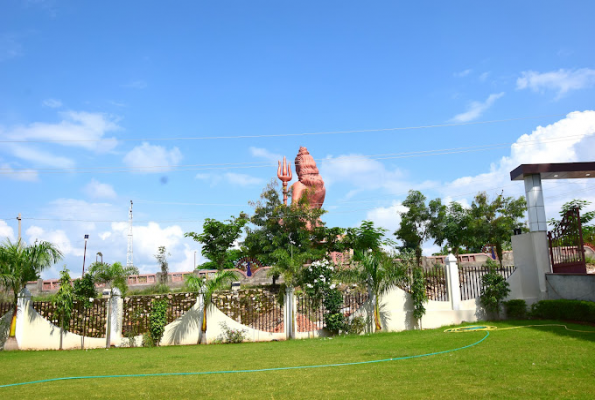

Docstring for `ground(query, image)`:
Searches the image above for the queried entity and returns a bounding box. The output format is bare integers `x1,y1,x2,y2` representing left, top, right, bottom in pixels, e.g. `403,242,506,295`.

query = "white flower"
306,283,313,288
89,298,94,303
330,284,336,289
314,279,318,283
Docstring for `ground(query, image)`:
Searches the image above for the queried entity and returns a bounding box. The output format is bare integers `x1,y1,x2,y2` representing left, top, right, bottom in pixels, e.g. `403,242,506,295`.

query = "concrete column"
445,254,461,311
524,174,547,232
107,288,123,347
511,231,551,302
197,292,205,344
284,287,295,340
14,288,32,348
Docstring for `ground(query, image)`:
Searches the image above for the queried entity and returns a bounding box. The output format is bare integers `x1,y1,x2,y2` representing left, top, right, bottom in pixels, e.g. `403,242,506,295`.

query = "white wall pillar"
107,288,122,347
284,287,295,340
524,174,547,232
445,254,461,311
14,288,32,348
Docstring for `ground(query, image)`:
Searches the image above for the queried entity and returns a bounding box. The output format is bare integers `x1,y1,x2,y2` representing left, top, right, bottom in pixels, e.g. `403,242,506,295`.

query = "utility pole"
17,213,21,241
127,200,134,268
82,234,89,275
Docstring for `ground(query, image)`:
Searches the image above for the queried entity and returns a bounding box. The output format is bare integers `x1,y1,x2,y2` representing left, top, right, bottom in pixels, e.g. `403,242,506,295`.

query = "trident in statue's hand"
277,156,292,205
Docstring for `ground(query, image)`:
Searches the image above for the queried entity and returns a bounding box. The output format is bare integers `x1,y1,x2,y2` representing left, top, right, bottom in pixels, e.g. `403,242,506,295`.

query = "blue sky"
1,1,594,278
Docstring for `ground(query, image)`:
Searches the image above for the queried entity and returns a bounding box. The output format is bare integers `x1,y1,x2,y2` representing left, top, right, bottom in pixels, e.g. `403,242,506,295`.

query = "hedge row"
503,299,595,323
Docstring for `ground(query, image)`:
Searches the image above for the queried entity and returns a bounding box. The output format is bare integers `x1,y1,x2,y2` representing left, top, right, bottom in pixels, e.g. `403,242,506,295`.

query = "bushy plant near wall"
530,299,595,323
148,299,168,346
411,266,428,324
480,259,510,318
503,299,527,319
302,259,345,334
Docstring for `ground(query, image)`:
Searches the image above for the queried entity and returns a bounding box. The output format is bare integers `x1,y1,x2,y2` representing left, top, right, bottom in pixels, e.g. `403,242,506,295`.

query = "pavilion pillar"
523,174,547,232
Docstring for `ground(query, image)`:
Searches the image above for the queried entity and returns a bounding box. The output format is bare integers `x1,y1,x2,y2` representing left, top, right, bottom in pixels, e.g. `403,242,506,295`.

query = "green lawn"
1,320,594,399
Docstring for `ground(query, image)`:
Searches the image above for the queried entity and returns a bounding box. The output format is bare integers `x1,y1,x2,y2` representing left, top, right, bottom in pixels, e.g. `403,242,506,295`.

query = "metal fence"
0,302,12,317
458,266,515,301
295,291,369,332
401,265,449,301
122,293,197,336
32,298,108,338
213,289,284,333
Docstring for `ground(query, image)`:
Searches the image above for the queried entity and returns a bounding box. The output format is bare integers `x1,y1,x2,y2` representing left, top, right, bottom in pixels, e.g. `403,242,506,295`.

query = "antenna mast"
127,200,134,268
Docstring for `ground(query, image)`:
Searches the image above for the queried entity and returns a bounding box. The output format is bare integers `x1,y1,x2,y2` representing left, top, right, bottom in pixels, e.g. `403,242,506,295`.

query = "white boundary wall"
4,252,538,350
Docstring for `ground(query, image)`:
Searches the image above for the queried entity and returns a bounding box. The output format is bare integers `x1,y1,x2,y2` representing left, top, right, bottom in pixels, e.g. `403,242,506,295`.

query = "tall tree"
55,268,74,350
469,192,527,266
73,273,97,350
428,199,472,257
395,190,431,266
343,220,393,254
186,215,248,271
0,239,63,340
185,270,238,344
154,246,170,284
88,261,138,348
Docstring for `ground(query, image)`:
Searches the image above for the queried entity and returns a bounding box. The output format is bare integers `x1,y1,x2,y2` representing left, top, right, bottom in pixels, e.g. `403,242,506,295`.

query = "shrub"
503,299,527,319
346,316,366,335
148,299,168,346
530,299,595,323
411,266,427,321
479,260,510,318
142,332,155,348
217,322,247,344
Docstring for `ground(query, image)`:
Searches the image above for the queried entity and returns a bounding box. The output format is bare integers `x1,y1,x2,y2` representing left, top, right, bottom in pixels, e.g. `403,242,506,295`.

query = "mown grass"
1,320,594,399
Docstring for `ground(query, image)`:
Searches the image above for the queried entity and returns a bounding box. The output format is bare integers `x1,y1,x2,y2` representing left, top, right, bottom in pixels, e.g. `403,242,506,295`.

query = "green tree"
186,215,248,271
184,270,238,344
148,299,168,346
395,190,431,266
0,238,63,340
337,251,408,331
88,261,138,348
428,199,472,257
154,246,170,284
73,273,97,350
411,266,428,327
55,268,74,350
548,199,595,246
469,192,527,266
343,220,393,254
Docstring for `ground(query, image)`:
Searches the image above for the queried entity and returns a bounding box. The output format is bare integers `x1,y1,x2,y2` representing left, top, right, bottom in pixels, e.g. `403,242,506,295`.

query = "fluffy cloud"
7,144,74,168
123,142,183,172
454,69,472,77
42,98,62,108
196,172,264,187
83,179,117,199
0,111,120,153
26,226,81,257
442,110,595,210
517,68,595,98
0,220,15,241
0,162,38,181
320,155,435,196
250,146,282,163
365,201,408,234
451,92,504,122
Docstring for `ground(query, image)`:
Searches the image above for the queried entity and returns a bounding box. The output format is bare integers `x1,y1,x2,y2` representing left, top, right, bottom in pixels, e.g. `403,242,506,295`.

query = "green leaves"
88,261,138,296
479,260,511,318
148,299,168,346
186,216,248,270
55,268,74,331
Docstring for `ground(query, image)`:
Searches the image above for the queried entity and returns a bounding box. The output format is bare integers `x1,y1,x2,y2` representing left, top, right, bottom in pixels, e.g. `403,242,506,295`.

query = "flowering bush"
217,322,248,344
301,259,345,334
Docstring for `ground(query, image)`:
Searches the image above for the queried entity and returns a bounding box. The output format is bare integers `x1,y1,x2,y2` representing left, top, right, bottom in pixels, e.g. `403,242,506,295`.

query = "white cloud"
123,142,183,172
83,179,117,199
479,72,490,82
0,220,15,241
365,201,408,234
320,155,436,196
517,68,595,98
26,226,81,257
0,162,39,181
123,80,147,89
0,110,120,153
451,92,504,122
249,146,282,163
224,172,264,187
7,144,74,168
42,98,62,108
441,110,595,214
454,69,472,77
195,172,263,187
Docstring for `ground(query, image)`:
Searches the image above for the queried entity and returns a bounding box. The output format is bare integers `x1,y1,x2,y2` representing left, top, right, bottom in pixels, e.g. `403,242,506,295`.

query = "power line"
0,133,586,175
0,113,568,144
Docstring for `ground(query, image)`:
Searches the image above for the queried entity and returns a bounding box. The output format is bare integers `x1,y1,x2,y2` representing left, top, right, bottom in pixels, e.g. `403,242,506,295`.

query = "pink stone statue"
290,146,326,209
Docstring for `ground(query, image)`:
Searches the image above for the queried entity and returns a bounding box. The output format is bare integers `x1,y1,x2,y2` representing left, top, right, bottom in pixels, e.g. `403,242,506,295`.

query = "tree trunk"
9,292,18,338
374,294,381,331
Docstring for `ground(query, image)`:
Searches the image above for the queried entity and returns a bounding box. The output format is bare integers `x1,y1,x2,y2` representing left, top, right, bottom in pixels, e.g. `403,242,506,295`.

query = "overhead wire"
0,113,568,144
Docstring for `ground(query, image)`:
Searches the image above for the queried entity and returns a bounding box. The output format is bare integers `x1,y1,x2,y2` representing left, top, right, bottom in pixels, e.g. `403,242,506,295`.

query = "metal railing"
458,266,515,301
